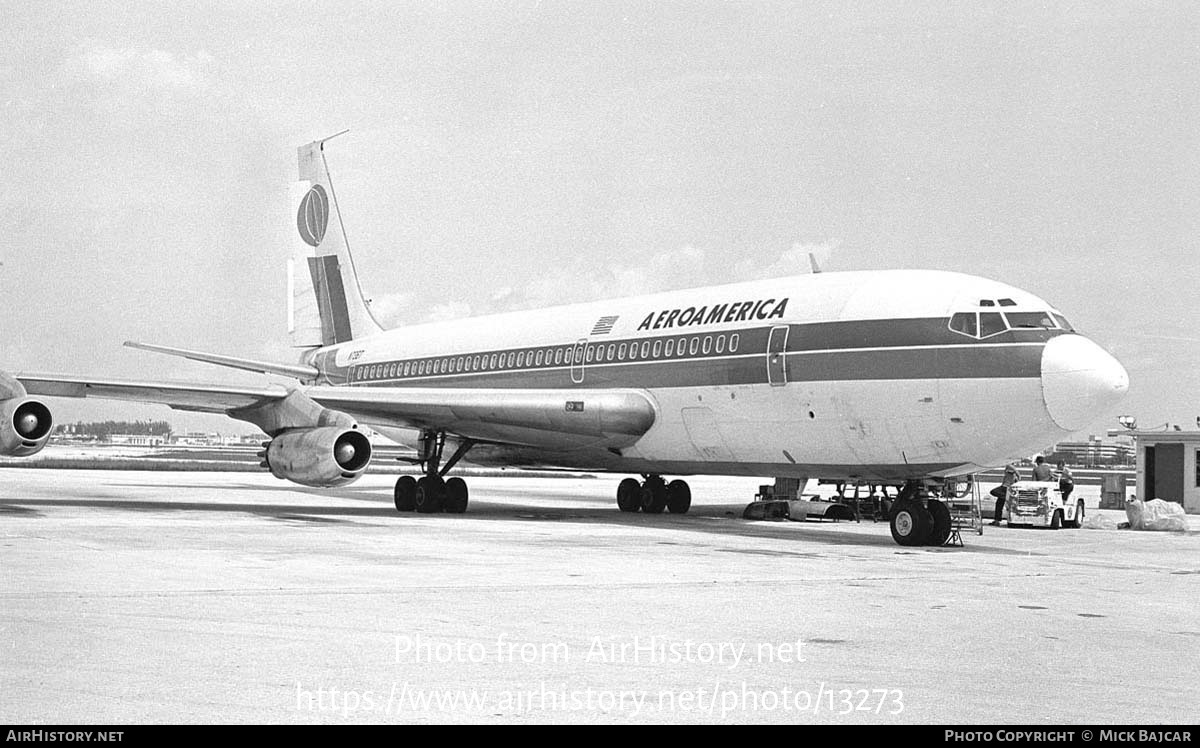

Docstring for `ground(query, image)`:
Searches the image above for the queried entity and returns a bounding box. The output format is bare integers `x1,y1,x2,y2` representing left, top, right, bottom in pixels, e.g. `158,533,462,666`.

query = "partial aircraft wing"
14,374,656,450
16,373,289,414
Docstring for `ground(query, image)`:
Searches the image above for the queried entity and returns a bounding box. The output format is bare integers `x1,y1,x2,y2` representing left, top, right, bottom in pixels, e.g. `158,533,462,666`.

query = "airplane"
0,135,1130,547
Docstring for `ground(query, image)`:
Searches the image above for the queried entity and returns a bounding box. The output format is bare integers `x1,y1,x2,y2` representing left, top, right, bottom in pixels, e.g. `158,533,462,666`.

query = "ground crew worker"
990,462,1020,525
1031,455,1053,481
1057,461,1074,504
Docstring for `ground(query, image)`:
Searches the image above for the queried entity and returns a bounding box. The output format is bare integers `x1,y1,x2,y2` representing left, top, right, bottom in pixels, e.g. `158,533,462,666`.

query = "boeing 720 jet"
1,136,1129,546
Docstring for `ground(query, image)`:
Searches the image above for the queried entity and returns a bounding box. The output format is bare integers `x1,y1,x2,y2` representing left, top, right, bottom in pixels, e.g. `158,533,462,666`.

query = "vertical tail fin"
289,132,383,348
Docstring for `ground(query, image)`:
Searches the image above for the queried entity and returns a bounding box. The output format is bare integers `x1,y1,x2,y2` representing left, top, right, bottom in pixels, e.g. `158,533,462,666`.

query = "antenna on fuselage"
808,253,822,274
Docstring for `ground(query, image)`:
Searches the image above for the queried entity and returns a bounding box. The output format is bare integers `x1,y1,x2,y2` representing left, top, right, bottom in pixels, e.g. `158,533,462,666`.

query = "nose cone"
1041,335,1129,431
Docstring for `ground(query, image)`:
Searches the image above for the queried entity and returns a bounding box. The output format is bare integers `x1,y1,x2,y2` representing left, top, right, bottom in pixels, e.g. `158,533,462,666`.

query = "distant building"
1049,435,1134,467
173,432,221,446
109,434,166,447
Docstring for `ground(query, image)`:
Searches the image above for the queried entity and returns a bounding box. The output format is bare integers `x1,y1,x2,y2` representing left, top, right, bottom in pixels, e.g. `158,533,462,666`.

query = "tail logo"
297,184,329,247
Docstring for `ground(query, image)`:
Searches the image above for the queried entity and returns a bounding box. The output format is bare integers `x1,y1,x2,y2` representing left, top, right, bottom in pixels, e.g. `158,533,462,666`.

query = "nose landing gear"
888,480,953,546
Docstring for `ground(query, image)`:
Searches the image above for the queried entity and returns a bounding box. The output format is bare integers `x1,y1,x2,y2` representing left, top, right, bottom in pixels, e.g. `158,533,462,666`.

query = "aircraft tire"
617,478,642,512
415,476,446,514
890,501,933,546
666,480,691,514
641,479,668,514
926,499,951,546
394,475,417,512
444,477,469,514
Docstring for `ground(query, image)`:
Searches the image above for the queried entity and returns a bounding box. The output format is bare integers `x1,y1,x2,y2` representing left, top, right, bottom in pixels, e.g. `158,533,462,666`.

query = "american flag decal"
591,315,619,335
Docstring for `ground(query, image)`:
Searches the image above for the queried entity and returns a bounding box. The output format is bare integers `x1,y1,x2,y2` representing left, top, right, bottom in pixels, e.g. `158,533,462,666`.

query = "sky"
1,1,1197,439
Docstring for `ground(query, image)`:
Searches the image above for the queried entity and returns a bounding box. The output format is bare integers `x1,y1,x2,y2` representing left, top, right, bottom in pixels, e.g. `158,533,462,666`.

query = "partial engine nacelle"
260,426,372,487
0,372,53,457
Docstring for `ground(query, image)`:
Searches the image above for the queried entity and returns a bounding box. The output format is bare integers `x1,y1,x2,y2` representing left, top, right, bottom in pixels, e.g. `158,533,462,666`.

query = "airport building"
1049,435,1135,467
1130,430,1200,514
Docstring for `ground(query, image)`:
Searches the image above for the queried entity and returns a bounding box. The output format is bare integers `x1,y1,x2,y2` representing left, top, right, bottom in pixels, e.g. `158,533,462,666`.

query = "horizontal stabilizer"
124,342,319,380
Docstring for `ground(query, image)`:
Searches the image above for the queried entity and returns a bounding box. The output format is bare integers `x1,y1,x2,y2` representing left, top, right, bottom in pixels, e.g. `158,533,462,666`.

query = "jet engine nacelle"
0,396,54,457
261,426,372,487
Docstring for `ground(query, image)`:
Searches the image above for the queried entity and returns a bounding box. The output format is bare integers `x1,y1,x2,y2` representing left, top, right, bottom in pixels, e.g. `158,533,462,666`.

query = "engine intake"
261,426,372,487
1,397,53,457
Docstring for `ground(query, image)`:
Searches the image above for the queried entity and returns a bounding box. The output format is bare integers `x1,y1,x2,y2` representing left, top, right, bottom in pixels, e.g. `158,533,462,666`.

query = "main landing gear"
393,431,474,515
888,480,952,547
616,475,692,515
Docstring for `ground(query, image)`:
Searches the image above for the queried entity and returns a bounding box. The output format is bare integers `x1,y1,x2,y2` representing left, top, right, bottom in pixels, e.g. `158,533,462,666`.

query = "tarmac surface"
1,468,1197,724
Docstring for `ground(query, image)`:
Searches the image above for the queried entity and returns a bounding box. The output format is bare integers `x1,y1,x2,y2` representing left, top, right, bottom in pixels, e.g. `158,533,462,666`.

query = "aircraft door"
570,338,587,384
767,325,789,386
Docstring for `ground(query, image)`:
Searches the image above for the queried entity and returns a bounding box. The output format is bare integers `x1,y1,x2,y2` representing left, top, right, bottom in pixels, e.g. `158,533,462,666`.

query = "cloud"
59,45,216,93
732,240,840,280
387,241,840,326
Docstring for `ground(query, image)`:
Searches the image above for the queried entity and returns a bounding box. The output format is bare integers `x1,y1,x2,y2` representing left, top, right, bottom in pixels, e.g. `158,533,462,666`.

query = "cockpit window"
949,309,1070,339
949,312,978,337
1004,312,1056,329
979,312,1006,338
1051,313,1074,332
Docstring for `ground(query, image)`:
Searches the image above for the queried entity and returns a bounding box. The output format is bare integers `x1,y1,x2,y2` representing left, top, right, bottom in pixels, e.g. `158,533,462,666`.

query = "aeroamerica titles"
636,298,789,331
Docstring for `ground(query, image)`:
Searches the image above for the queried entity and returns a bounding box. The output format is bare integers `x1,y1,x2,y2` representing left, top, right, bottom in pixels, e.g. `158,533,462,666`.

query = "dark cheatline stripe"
325,318,1063,388
330,343,1044,389
791,317,1060,351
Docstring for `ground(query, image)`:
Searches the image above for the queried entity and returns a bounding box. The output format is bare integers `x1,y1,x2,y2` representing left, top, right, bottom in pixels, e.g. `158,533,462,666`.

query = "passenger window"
607,344,616,361
618,343,627,360
716,335,726,353
730,334,740,352
517,352,525,367
535,350,544,366
979,312,1006,337
949,312,978,337
585,346,594,363
641,341,650,358
665,339,674,356
652,340,662,357
689,337,699,355
554,348,563,365
702,336,712,354
504,352,513,368
489,354,498,369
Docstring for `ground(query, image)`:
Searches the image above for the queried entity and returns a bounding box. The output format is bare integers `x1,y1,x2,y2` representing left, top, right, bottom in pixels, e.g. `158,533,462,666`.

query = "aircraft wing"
16,373,289,414
14,374,657,450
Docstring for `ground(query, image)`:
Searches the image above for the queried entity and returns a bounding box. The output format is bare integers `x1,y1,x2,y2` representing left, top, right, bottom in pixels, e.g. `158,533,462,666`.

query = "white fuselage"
308,270,1128,482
